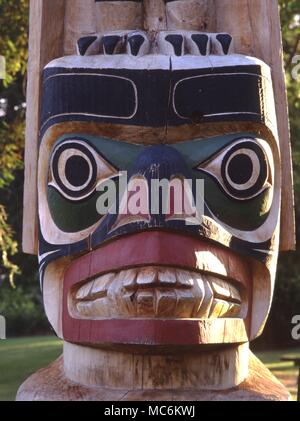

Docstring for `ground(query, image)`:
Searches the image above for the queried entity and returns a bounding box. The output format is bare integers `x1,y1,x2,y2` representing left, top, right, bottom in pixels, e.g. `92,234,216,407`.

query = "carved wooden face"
38,32,281,347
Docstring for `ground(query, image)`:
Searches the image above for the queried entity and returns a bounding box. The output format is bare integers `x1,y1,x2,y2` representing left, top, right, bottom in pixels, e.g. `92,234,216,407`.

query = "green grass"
0,336,63,401
0,336,299,401
256,348,300,401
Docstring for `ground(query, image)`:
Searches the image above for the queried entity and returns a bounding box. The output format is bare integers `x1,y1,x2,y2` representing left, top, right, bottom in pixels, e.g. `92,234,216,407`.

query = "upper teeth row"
77,31,233,57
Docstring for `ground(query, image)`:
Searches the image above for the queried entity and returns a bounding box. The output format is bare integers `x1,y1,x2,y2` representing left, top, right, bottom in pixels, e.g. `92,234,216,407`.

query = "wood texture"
63,342,249,390
95,0,143,32
143,0,167,34
166,0,216,31
23,0,294,253
214,0,295,251
16,350,291,401
64,0,96,55
23,0,65,254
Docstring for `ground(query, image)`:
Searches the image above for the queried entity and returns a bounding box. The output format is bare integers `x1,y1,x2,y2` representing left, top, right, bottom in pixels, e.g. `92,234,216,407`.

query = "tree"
257,0,300,348
0,0,28,286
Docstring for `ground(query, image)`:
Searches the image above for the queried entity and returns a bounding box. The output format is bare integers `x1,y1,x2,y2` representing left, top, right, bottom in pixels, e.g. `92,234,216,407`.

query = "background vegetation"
0,0,299,345
1,336,299,401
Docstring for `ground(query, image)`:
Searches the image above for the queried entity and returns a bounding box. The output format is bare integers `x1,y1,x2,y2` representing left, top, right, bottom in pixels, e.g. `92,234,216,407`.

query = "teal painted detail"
196,172,271,230
48,132,269,232
53,134,142,171
48,187,102,233
53,132,257,170
172,132,257,167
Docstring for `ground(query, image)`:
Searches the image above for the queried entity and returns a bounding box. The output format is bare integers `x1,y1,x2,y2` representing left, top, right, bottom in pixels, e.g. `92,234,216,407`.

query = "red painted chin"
63,231,252,346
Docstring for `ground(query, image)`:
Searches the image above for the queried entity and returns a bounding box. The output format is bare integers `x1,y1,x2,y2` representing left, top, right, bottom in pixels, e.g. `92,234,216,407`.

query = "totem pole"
18,0,295,401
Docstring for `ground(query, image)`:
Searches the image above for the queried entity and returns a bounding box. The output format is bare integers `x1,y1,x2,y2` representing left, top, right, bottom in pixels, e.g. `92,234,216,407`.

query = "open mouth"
69,266,245,320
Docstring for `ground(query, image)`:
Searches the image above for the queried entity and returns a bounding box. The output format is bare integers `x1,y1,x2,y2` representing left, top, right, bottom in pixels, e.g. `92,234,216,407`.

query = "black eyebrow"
40,65,270,137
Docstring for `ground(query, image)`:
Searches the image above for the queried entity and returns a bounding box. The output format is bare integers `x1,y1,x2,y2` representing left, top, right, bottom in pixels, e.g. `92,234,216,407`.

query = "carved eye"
49,140,116,201
198,139,271,200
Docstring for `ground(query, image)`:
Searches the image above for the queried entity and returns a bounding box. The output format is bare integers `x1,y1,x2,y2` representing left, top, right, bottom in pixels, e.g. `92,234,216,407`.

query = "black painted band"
41,65,270,135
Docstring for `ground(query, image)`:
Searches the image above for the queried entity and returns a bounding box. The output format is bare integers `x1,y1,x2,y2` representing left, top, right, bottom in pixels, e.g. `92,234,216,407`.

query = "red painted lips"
63,231,251,345
65,231,250,290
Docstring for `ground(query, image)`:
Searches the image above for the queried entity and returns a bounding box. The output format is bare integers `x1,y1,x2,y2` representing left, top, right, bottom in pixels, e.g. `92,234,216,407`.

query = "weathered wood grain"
214,0,295,250
23,0,65,254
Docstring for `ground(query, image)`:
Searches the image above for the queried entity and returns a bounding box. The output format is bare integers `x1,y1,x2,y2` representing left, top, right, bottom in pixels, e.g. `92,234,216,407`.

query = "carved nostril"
190,34,210,56
103,35,123,55
128,34,146,56
77,36,98,56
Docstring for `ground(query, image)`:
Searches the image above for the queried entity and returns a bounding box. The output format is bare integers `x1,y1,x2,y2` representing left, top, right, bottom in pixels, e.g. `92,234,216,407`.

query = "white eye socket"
49,140,116,201
198,138,271,200
224,148,260,191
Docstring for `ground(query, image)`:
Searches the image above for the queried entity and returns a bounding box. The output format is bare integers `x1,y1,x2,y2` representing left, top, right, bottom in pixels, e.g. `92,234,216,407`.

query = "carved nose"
91,145,193,246
129,144,189,180
114,145,192,228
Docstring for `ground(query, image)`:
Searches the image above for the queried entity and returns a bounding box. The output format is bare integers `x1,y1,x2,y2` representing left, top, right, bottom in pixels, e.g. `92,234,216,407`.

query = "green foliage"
0,284,50,336
260,0,300,348
0,0,29,85
0,0,28,285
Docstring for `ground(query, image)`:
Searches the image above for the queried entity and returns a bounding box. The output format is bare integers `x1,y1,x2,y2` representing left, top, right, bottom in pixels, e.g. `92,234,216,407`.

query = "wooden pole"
64,0,96,55
95,0,143,32
165,0,216,31
23,0,65,254
143,0,167,34
214,0,294,251
23,0,295,253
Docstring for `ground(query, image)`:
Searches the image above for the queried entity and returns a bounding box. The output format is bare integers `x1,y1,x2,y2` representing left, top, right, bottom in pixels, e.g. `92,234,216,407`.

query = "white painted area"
172,53,270,71
45,54,171,70
45,53,271,78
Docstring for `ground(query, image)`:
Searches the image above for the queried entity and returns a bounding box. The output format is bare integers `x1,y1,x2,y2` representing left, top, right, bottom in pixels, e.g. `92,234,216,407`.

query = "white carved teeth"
157,31,233,56
76,35,101,56
122,268,138,288
174,288,197,318
157,32,185,56
75,272,114,301
196,276,213,318
185,33,210,56
192,274,206,317
136,290,155,317
158,268,177,285
127,32,150,57
77,30,150,57
72,266,244,320
136,267,157,286
210,33,234,55
102,34,125,55
176,270,194,287
76,31,233,57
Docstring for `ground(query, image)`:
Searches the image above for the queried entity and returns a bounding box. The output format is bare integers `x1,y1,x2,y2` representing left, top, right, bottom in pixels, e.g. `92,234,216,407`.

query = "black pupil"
65,155,90,187
227,153,254,185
